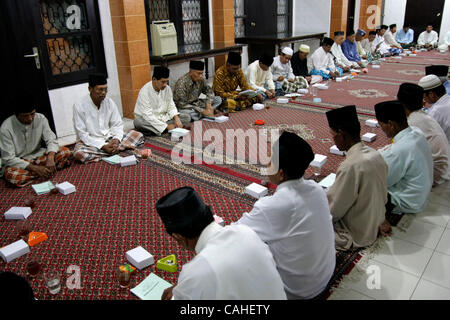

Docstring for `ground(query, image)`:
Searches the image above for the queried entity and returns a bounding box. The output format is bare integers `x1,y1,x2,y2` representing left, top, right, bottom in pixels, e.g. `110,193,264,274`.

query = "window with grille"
37,0,106,89
145,0,210,55
234,0,246,38
277,0,290,36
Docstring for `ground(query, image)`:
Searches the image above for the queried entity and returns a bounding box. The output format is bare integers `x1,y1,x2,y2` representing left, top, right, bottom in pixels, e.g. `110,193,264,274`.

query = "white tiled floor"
329,182,450,300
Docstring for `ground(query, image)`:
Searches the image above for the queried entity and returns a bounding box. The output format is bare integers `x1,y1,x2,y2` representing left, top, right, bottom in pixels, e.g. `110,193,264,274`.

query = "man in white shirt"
73,74,144,163
134,66,190,136
310,37,342,80
425,65,450,95
331,31,357,70
384,24,402,50
418,24,439,49
438,30,450,52
419,75,450,144
326,106,388,250
375,25,401,56
156,187,287,300
245,53,275,99
270,47,296,96
361,31,377,55
397,83,450,186
235,131,336,300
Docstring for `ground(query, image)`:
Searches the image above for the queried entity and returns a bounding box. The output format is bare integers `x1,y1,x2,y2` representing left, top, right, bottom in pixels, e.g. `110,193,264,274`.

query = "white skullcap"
281,47,293,56
418,75,442,91
299,44,310,53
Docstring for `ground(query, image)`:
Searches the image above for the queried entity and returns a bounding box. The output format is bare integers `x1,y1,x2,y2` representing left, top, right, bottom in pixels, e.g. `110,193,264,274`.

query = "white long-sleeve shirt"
408,110,450,186
270,56,295,83
134,81,179,134
418,30,439,46
236,178,336,300
245,60,275,91
173,222,287,300
310,47,337,74
384,30,402,48
373,35,391,55
73,95,124,150
429,94,450,144
331,43,357,68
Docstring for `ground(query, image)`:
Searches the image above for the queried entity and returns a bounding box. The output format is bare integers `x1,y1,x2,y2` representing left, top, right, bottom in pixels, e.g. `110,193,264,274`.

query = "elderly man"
419,75,450,143
418,24,439,49
156,186,287,300
235,131,336,299
397,83,450,187
425,65,450,95
134,66,190,136
375,100,433,235
326,105,388,250
73,74,144,163
270,47,305,96
331,31,357,70
310,37,342,80
384,24,403,50
213,51,262,112
355,29,368,59
396,25,415,49
245,53,276,99
173,61,222,121
341,30,367,67
291,44,311,79
0,95,70,187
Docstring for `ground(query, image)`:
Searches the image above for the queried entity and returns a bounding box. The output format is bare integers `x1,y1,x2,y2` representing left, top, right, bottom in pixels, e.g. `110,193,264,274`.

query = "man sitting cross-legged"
245,53,276,100
173,60,222,121
325,105,388,250
0,95,70,187
310,37,342,80
213,51,263,112
375,100,433,236
73,73,144,163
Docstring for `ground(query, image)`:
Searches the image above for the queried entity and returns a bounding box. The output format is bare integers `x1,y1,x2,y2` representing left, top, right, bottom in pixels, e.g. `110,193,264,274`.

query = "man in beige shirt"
325,105,388,250
397,83,450,186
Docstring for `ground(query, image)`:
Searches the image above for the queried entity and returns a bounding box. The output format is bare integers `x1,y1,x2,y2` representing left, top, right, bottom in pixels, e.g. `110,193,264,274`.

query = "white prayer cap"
299,44,310,53
418,75,442,91
281,47,293,56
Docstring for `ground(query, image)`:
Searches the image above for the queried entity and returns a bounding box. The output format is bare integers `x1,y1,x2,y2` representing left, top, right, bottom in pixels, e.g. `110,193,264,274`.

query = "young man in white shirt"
235,131,336,300
418,24,439,49
245,53,276,99
310,37,342,80
73,74,144,163
156,187,287,300
134,66,190,136
384,24,402,50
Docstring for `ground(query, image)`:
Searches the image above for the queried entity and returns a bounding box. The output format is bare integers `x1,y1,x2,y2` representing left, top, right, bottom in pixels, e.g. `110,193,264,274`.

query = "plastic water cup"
44,270,61,294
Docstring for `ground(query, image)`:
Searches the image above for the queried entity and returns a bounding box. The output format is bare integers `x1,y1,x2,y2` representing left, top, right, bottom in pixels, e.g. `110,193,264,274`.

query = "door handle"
24,47,41,69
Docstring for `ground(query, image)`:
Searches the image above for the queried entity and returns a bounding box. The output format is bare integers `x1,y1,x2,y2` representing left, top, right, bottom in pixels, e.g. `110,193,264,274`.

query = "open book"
238,90,259,98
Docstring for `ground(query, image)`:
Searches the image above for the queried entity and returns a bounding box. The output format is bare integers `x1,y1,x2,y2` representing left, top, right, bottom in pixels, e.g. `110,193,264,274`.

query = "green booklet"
32,181,56,195
102,155,122,165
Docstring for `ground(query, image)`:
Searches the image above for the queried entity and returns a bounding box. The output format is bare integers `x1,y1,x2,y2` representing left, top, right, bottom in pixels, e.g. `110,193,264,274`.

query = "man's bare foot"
379,219,392,237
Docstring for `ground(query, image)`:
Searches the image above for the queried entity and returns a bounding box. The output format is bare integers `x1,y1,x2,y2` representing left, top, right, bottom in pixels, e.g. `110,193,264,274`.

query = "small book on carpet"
203,115,229,123
102,155,122,165
32,181,56,195
238,90,258,98
131,273,172,300
319,173,336,190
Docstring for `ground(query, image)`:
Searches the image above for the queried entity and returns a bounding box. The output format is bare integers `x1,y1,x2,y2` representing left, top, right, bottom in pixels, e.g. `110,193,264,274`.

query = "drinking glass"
117,268,131,289
26,253,42,278
44,270,61,294
16,220,31,241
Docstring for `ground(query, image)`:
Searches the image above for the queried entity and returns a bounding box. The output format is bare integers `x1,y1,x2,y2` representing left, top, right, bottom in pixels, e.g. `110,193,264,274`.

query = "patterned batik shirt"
212,65,253,99
173,73,215,113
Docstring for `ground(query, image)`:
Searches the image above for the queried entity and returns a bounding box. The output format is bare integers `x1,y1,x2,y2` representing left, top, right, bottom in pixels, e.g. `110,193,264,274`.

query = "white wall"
439,0,450,44
293,0,332,36
48,0,121,139
382,0,407,29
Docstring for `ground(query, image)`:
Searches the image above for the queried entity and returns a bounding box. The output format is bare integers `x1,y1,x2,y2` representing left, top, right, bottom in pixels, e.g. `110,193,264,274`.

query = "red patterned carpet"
359,63,425,83
384,54,450,66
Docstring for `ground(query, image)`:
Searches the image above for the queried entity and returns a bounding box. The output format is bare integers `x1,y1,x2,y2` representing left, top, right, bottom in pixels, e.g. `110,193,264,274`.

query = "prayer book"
238,90,258,98
362,132,377,142
0,239,30,263
310,154,327,168
4,207,32,220
319,173,336,190
130,273,172,300
252,103,265,111
56,182,76,195
277,98,289,104
32,181,56,195
312,83,329,90
120,155,137,167
365,119,379,127
330,145,345,156
126,246,154,270
102,155,122,165
245,183,268,199
168,128,190,136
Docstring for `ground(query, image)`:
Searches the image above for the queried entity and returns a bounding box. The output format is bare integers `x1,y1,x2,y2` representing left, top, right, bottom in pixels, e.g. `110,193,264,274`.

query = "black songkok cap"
375,100,407,124
326,105,360,133
153,66,170,79
425,65,449,77
334,31,345,37
88,73,107,87
381,25,388,30
227,51,242,66
397,83,424,112
322,37,335,46
189,60,205,71
259,53,274,67
389,24,397,29
347,30,355,36
155,187,213,235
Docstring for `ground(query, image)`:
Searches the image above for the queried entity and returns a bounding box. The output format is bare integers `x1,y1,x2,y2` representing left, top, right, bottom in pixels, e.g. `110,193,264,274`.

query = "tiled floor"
329,181,450,300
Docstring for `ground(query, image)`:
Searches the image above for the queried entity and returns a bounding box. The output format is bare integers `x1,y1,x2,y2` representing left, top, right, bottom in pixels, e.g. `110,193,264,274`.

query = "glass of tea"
117,268,131,289
16,220,31,241
26,253,42,278
24,195,37,208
